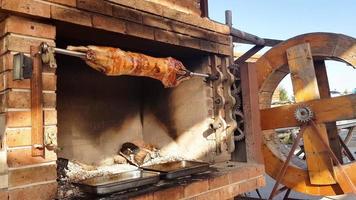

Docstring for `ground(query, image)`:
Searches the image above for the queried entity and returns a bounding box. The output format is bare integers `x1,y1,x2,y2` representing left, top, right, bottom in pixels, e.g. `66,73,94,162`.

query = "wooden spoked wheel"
256,33,356,196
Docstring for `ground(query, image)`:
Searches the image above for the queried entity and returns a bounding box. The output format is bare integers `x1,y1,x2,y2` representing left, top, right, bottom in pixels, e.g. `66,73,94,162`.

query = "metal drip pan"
142,160,210,179
75,170,160,195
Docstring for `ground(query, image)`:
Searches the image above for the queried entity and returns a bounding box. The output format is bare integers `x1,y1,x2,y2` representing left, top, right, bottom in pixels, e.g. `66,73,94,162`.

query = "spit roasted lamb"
67,45,192,87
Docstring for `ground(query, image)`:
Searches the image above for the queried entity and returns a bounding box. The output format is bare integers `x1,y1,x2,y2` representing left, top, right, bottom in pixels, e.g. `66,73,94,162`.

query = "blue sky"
209,0,356,94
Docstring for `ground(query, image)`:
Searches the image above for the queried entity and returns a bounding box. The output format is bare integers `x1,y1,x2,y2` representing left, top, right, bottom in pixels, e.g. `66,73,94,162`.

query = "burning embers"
119,141,186,167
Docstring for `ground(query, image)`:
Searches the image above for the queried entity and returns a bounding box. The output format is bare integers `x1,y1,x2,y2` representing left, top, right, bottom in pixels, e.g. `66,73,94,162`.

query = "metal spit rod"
53,47,87,59
189,72,210,78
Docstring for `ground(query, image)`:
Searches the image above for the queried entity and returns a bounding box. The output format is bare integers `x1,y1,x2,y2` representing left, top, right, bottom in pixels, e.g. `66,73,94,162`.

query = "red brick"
109,0,133,7
0,90,55,110
213,33,232,45
130,193,153,200
6,128,31,147
46,0,76,7
0,71,56,91
112,5,142,23
218,185,235,200
1,0,50,18
214,23,230,35
229,183,240,197
153,186,184,200
200,40,219,54
154,29,179,45
209,174,229,189
6,110,57,128
142,14,170,30
0,189,9,200
9,164,57,187
126,23,154,40
178,34,200,49
229,168,249,183
77,0,112,15
218,43,233,56
7,148,56,167
0,34,55,55
51,5,91,27
0,16,55,39
184,180,209,198
195,189,220,200
8,181,57,200
92,15,126,34
248,166,264,179
239,178,258,194
7,126,57,147
134,1,164,16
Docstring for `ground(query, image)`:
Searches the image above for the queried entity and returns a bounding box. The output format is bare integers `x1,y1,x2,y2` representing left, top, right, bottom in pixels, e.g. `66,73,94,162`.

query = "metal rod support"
268,126,305,200
225,10,232,27
339,135,355,161
53,47,87,59
190,72,210,78
234,45,264,65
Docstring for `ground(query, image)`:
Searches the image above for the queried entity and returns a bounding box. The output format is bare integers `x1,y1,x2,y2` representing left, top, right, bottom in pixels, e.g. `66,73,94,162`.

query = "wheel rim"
256,32,356,195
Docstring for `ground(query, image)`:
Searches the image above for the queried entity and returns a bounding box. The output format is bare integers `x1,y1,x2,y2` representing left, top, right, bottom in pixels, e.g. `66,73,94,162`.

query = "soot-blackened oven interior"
55,24,220,166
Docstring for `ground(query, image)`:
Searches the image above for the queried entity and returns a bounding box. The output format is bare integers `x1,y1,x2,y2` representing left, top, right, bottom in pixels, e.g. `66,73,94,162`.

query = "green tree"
279,87,289,102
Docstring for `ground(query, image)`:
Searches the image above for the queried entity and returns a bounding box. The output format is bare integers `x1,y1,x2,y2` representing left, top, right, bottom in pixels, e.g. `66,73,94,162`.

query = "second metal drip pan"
142,160,210,179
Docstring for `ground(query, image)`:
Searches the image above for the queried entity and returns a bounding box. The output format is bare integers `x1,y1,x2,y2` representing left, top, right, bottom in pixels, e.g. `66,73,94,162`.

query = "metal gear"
233,110,245,141
229,64,245,141
294,106,313,123
231,84,242,109
228,64,240,79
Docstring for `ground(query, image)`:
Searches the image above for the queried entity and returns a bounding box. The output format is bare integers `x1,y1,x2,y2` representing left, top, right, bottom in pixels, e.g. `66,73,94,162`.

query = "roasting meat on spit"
67,45,194,87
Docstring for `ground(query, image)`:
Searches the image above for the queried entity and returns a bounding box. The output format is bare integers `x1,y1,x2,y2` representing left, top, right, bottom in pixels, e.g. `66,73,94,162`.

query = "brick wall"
0,16,57,200
143,0,201,16
0,0,232,56
131,163,265,200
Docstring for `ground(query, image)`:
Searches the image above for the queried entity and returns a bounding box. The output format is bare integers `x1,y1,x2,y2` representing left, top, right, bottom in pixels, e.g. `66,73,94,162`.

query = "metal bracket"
40,42,57,68
13,53,33,80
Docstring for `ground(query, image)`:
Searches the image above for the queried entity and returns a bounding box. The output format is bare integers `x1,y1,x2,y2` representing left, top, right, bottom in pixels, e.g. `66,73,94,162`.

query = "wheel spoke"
310,121,356,193
261,94,356,130
315,60,343,163
287,43,335,185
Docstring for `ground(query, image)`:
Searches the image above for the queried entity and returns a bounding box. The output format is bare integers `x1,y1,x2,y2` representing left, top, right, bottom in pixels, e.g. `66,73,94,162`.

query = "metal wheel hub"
294,106,313,123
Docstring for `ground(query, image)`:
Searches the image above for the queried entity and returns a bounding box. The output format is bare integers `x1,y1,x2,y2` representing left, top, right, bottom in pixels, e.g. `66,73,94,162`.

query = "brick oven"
0,0,265,199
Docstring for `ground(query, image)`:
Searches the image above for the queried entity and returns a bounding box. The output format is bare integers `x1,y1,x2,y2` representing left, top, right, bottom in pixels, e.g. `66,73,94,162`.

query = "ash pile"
57,141,185,199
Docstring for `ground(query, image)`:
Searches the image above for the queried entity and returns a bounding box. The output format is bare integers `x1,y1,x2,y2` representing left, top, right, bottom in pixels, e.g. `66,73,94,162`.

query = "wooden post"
30,46,44,157
200,0,209,18
240,62,264,164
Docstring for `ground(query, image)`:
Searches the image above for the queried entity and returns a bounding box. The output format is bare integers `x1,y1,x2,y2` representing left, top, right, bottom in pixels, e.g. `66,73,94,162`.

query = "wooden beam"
240,62,264,164
314,60,343,163
260,94,356,130
30,46,44,157
286,43,335,185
